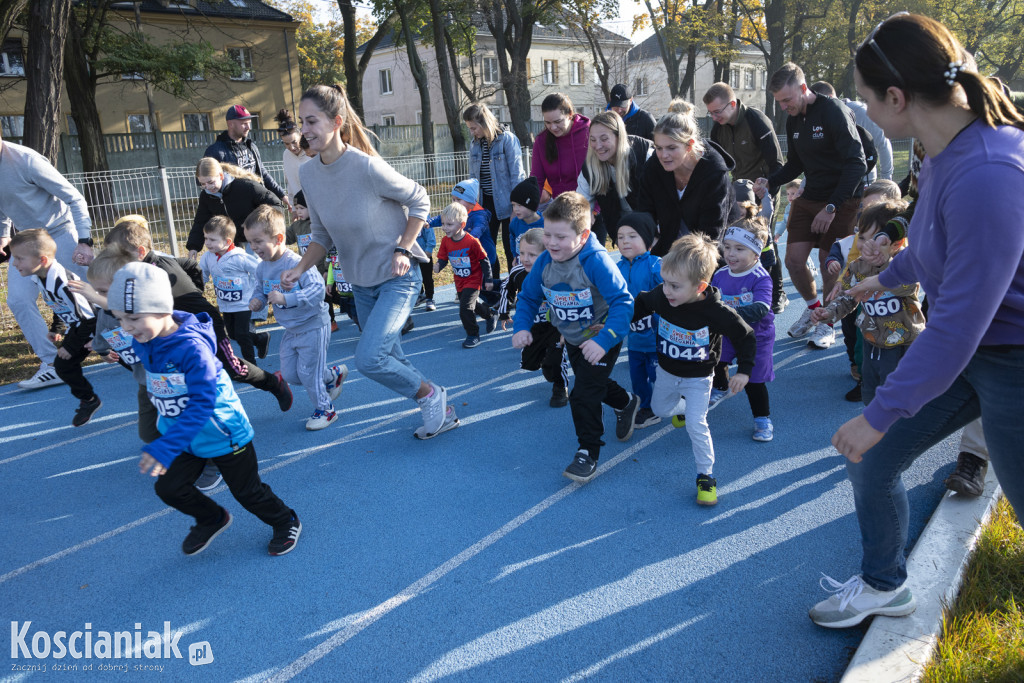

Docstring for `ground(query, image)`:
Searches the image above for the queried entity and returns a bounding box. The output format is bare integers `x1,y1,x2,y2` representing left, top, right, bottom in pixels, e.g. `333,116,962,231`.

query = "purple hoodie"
864,120,1024,432
531,113,590,199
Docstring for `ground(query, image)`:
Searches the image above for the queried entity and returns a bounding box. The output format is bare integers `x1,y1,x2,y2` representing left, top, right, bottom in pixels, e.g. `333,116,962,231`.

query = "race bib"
631,314,653,333
450,255,472,279
862,293,903,318
146,371,189,418
263,278,284,295
328,248,340,269
657,318,710,361
533,301,550,325
101,327,139,365
214,276,244,303
334,269,353,294
48,300,78,327
720,291,754,308
296,233,312,255
542,286,595,323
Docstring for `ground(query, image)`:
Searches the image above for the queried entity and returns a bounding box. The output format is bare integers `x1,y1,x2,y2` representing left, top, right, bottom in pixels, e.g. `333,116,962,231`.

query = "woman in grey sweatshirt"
282,84,459,440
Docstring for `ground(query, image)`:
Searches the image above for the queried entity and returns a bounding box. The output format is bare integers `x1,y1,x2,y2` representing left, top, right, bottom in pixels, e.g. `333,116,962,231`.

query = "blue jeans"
847,347,1024,591
627,348,658,410
352,269,426,400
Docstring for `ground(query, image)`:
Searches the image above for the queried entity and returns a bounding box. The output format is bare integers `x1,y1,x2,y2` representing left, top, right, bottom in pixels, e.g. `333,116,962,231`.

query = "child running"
108,261,301,556
508,177,544,262
615,212,663,432
633,234,756,505
244,205,347,431
9,229,100,426
497,227,570,407
812,199,922,406
200,216,269,364
513,192,637,483
434,202,496,348
710,203,777,441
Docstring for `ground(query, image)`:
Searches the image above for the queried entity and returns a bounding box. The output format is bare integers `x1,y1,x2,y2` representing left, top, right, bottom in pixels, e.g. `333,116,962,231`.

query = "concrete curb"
841,467,1002,683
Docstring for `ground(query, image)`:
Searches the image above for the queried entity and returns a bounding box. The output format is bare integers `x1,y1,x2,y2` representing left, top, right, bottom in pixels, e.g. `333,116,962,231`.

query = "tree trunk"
395,2,434,159
337,0,394,121
486,0,535,147
763,0,786,125
428,0,466,153
22,0,71,163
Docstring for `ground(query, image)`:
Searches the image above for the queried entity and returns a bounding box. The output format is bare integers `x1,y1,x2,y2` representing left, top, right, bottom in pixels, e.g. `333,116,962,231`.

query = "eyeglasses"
708,101,733,118
863,12,910,87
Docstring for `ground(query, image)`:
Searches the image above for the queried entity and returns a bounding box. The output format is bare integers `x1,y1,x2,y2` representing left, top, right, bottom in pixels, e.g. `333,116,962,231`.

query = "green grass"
923,498,1024,682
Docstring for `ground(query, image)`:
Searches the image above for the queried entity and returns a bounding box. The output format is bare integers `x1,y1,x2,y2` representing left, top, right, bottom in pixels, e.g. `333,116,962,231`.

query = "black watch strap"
394,246,412,257
78,237,94,247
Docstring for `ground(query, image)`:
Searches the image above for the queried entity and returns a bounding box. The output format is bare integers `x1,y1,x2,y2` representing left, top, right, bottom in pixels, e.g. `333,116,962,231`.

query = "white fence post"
158,167,179,257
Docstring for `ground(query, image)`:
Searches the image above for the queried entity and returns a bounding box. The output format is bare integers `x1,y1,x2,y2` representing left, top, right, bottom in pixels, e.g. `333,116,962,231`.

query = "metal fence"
0,138,914,336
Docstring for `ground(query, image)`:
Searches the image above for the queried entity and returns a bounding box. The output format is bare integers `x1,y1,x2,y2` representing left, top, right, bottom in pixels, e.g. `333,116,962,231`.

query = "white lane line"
0,412,136,446
0,421,135,466
265,424,675,682
47,456,138,478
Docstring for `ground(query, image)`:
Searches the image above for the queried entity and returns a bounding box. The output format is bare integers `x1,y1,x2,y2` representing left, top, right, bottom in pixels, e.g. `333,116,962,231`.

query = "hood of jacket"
146,311,216,362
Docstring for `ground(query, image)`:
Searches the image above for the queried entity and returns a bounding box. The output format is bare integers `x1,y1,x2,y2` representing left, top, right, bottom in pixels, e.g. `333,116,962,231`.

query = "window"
415,111,422,124
183,112,212,132
127,113,154,134
569,61,583,85
744,69,754,90
381,115,396,126
761,70,767,90
1,40,24,77
379,68,393,95
228,0,246,6
1,115,24,137
228,47,254,81
543,59,558,85
247,112,260,130
483,57,498,84
634,77,648,97
729,69,740,89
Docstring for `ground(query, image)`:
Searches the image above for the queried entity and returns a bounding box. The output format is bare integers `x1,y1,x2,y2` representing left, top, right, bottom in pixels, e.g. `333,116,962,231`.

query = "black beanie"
616,212,657,249
293,189,306,208
510,177,541,211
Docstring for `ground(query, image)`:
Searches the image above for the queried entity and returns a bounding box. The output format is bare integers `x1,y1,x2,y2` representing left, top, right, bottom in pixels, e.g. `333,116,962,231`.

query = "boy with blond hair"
512,192,636,483
434,202,495,348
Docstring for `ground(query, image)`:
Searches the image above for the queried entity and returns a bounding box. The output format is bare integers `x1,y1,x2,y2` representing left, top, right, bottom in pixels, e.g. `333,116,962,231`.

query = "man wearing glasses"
755,63,866,350
703,82,786,312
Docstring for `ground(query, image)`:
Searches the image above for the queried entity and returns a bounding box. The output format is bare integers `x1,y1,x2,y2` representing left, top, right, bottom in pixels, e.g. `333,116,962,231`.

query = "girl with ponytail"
812,12,1024,630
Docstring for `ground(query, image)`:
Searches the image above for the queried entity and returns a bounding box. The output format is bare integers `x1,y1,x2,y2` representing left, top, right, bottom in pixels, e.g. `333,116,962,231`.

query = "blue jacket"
468,129,526,220
617,251,662,351
417,222,437,254
135,312,254,467
429,206,497,264
513,233,633,351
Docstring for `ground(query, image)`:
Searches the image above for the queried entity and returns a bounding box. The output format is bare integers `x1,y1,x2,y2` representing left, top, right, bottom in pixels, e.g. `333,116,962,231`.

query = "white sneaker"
809,574,917,628
788,306,816,338
417,383,447,435
306,408,339,431
325,364,349,402
19,363,64,390
808,322,835,349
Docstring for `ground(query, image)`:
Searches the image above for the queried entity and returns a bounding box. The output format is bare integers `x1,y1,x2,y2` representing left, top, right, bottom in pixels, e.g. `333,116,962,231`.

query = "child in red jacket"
434,202,496,348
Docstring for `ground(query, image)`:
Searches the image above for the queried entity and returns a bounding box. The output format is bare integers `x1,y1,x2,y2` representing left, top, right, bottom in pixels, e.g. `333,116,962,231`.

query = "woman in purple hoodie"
810,12,1024,630
531,93,590,205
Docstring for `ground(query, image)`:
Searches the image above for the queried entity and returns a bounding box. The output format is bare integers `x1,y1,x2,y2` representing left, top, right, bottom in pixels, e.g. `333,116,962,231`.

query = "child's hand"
485,281,493,291
827,261,841,275
56,346,72,360
248,297,264,312
580,339,605,364
810,307,832,324
511,330,533,349
433,263,440,274
267,290,286,306
825,279,844,303
728,372,749,395
102,351,119,364
67,279,107,307
500,317,511,331
47,331,63,344
139,452,166,477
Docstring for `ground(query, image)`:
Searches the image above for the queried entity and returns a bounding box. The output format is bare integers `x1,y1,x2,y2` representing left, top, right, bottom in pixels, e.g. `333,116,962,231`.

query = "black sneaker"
182,507,232,555
485,313,497,334
550,385,568,408
401,317,415,335
463,335,481,348
195,462,222,492
72,395,102,427
615,393,640,441
634,406,661,429
563,450,597,484
268,513,302,556
255,332,270,359
945,451,988,497
272,371,294,412
845,381,862,403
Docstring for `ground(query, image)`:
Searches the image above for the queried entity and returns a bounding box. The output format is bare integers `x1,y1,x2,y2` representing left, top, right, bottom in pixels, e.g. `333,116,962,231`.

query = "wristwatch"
78,237,94,247
824,204,837,215
394,246,412,257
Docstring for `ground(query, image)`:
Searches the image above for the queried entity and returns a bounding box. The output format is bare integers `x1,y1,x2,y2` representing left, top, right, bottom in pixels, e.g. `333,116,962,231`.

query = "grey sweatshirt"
251,249,329,334
0,141,92,240
301,146,430,287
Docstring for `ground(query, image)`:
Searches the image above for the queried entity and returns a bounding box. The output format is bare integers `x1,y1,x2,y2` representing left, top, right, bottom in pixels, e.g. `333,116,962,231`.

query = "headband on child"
723,226,764,254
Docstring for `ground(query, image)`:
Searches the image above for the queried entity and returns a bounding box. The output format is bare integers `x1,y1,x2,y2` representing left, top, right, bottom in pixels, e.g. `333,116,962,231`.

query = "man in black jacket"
608,84,657,141
704,82,787,312
204,105,289,207
757,63,866,350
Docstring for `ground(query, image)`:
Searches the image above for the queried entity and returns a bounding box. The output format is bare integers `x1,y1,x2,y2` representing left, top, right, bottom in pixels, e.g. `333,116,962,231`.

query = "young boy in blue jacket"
109,261,301,557
512,192,639,483
615,212,663,432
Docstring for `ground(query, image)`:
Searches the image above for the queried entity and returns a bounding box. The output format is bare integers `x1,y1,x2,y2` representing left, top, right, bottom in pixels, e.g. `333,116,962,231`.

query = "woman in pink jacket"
531,93,590,204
